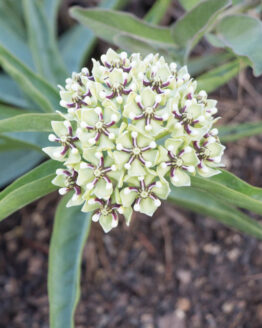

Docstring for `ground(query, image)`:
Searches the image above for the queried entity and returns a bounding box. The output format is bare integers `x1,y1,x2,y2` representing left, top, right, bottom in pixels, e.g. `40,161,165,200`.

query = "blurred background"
1,0,262,327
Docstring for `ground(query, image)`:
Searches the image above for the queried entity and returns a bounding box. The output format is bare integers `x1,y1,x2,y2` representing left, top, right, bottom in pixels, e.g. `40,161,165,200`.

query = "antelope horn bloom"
43,48,225,233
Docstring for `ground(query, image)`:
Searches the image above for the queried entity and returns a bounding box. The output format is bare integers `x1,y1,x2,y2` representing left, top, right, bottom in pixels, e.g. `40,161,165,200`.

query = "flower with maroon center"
123,87,170,136
77,152,117,200
76,105,120,149
101,49,132,72
113,129,158,177
82,197,122,232
171,100,207,136
158,138,199,187
52,168,83,207
43,120,81,164
138,55,176,94
193,130,225,177
99,68,136,105
59,69,94,111
120,175,170,216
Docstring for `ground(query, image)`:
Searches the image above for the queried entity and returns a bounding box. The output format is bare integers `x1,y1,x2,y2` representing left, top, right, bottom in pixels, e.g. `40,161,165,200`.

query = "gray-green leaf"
48,193,91,328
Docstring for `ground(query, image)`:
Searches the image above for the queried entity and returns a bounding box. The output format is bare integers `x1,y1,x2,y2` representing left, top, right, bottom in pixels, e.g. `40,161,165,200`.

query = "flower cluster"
43,49,225,232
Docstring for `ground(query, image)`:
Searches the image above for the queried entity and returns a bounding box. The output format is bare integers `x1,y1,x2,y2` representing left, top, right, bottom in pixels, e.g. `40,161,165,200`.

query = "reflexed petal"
170,168,191,187
141,87,155,107
51,121,68,137
120,188,137,207
152,178,170,199
76,167,94,186
93,179,113,200
100,214,115,233
128,159,147,177
52,174,67,187
207,142,225,158
42,146,65,162
139,198,159,216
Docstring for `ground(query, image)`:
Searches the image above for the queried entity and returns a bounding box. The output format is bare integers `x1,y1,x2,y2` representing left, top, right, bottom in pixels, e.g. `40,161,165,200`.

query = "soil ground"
1,1,262,327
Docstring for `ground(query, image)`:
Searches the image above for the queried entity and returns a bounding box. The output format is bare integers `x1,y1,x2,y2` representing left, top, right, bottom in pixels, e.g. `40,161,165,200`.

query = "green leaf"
168,186,262,240
60,0,128,73
188,51,233,76
43,0,61,36
114,33,176,62
0,160,60,220
214,14,262,76
0,134,42,152
0,74,33,109
0,104,26,119
219,121,262,142
144,0,172,24
190,170,262,215
23,0,68,85
48,193,91,328
196,59,241,92
0,46,60,112
178,0,201,11
0,1,35,69
0,113,61,133
171,0,230,60
0,149,43,187
59,26,96,74
70,7,176,52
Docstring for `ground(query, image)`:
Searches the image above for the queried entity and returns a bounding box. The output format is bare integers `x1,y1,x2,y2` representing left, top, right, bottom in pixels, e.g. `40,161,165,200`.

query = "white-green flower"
123,87,170,136
120,174,170,216
52,168,83,207
113,128,159,176
43,48,226,233
76,105,120,149
193,131,225,177
158,138,199,187
43,120,81,164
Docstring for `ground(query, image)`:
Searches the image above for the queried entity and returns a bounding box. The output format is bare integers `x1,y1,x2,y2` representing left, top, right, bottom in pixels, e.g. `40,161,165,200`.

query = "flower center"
60,136,67,143
204,149,210,156
140,190,149,198
101,208,109,216
145,107,154,114
176,158,183,167
95,121,103,129
133,147,141,155
94,169,101,177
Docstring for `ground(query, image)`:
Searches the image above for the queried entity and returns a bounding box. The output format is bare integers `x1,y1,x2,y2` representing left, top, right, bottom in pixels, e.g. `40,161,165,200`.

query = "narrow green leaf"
215,14,262,76
43,0,61,36
61,0,128,73
114,33,176,62
0,150,43,187
70,7,176,51
219,121,262,142
191,170,262,215
48,193,91,328
178,0,201,11
0,134,42,152
0,160,60,220
171,0,230,59
196,59,241,92
0,1,33,67
144,0,172,24
0,74,33,109
168,186,262,240
0,104,26,119
0,46,60,112
188,51,233,76
0,113,61,133
23,0,68,85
